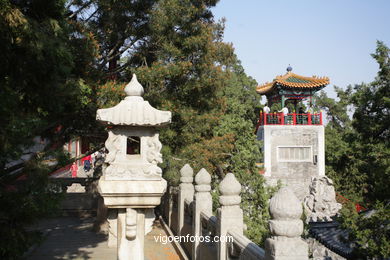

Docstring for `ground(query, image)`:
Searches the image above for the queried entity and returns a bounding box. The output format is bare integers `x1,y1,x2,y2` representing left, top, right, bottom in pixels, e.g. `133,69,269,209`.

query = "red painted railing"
255,112,322,133
257,112,322,126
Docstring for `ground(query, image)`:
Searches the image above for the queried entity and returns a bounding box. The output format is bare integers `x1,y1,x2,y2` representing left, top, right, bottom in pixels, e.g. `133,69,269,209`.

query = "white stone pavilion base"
98,177,167,260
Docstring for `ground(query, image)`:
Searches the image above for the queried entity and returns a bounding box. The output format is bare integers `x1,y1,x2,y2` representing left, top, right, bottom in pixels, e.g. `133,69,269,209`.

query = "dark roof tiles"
309,221,354,259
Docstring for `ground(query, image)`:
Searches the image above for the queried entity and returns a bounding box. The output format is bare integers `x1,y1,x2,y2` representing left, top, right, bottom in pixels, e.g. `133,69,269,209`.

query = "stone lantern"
96,74,171,260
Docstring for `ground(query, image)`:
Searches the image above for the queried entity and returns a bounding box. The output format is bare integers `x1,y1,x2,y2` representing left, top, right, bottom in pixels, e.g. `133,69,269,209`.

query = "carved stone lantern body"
96,75,171,260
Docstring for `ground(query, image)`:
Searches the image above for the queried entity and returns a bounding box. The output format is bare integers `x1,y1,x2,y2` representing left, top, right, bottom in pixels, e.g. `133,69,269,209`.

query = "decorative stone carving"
124,74,144,96
269,220,303,238
303,176,342,222
146,135,162,165
105,131,121,164
66,183,86,193
194,168,211,192
97,74,170,182
125,208,137,240
219,172,242,206
103,128,164,180
97,74,170,260
194,168,211,183
265,187,308,260
180,164,194,183
269,187,302,221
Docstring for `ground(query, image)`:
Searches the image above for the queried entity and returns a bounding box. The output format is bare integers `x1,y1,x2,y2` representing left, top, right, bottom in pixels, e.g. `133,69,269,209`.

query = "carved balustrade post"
192,168,212,260
217,173,244,260
178,164,194,236
265,187,308,260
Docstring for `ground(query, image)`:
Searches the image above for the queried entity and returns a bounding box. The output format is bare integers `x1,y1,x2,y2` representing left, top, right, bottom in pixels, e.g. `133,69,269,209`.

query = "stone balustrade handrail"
184,199,193,217
200,210,213,220
200,211,217,237
161,164,309,260
227,230,265,260
184,198,192,206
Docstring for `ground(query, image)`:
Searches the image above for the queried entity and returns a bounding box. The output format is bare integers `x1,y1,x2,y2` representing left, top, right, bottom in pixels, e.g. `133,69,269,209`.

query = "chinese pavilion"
257,65,329,109
256,67,330,200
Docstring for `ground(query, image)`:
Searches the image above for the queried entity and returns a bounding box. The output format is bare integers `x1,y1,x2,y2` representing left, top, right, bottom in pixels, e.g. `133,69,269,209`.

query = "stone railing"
226,230,265,260
161,164,308,260
47,177,99,216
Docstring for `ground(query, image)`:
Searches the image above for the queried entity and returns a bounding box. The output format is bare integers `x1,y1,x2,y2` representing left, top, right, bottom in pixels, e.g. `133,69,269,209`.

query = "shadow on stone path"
27,217,181,260
27,217,114,260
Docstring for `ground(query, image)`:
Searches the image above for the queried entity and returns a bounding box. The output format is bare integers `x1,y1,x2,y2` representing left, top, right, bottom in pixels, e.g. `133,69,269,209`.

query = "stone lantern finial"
125,74,144,97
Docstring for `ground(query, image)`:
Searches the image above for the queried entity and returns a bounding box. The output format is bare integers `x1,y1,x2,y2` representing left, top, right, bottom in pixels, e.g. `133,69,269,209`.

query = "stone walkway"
27,217,181,260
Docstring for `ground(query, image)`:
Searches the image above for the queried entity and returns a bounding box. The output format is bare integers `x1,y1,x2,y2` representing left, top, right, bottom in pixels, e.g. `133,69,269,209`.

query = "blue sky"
212,0,390,98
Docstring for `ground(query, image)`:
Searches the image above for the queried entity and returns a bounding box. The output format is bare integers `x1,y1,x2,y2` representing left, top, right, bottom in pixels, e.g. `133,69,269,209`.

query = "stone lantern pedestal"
98,178,167,259
96,74,171,260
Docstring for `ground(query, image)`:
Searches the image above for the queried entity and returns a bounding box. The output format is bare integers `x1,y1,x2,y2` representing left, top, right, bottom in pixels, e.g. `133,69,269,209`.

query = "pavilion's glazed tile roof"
256,72,330,94
309,221,354,259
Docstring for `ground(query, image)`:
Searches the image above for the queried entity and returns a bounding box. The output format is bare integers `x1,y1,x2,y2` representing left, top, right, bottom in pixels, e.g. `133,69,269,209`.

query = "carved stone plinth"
98,178,167,208
265,237,308,260
98,177,167,259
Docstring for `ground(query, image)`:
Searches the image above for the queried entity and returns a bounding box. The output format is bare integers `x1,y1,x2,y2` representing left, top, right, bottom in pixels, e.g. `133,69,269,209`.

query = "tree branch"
68,0,94,19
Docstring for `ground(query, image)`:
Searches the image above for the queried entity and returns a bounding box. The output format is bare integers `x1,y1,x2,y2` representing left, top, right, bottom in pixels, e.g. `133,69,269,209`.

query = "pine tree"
130,0,272,245
343,42,390,258
0,1,96,257
316,42,390,258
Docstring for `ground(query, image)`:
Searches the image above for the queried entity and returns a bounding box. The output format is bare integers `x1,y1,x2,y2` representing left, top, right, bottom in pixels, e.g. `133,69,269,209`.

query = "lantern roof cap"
96,74,171,126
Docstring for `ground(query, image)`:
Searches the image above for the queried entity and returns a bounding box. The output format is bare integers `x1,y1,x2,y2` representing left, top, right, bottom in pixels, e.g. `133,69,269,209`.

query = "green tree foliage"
68,0,155,77
1,1,273,256
0,0,95,257
129,0,271,245
316,41,390,258
0,159,64,259
213,61,271,245
315,87,366,201
0,0,98,168
350,41,390,203
341,202,390,258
